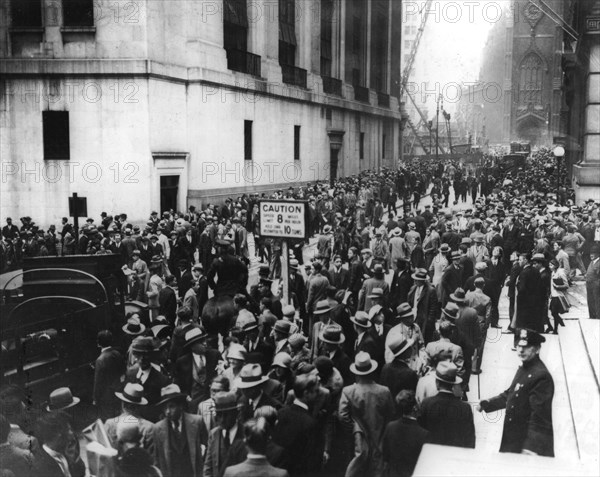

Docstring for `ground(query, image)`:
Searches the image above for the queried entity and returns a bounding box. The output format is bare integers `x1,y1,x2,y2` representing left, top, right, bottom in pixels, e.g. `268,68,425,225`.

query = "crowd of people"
1,156,599,477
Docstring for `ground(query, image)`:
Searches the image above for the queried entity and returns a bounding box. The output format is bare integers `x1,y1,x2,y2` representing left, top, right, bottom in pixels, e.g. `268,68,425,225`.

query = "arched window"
519,53,544,106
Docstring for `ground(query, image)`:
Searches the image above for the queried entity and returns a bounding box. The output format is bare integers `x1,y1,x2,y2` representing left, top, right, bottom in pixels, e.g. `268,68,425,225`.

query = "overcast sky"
412,0,501,112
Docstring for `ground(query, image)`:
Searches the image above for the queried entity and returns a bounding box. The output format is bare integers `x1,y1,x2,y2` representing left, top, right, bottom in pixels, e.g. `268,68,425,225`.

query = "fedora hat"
323,225,332,233
387,336,414,358
273,320,292,336
214,391,239,413
360,248,372,255
411,268,428,281
313,300,332,315
435,361,462,385
442,302,460,321
438,244,451,253
350,311,372,329
473,233,485,243
122,316,145,335
156,384,187,407
396,302,414,319
183,327,208,348
130,336,157,354
150,324,171,341
350,352,378,375
46,387,80,411
373,264,384,276
319,324,345,344
449,288,467,303
391,227,402,237
367,287,384,299
115,383,148,406
235,363,269,389
451,251,461,260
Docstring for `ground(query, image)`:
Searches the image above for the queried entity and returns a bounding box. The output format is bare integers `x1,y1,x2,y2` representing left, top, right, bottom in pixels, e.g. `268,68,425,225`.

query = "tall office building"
1,0,404,224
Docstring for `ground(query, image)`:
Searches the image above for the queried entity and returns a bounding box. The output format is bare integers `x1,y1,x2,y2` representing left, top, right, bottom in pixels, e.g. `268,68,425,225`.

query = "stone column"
248,0,282,82
386,0,392,93
573,6,600,202
337,0,345,81
365,0,372,89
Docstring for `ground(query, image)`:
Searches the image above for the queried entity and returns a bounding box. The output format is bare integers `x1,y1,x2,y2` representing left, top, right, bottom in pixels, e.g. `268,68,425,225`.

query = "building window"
294,125,300,160
279,0,297,66
519,53,544,106
359,132,365,159
43,111,70,160
11,0,42,27
382,134,386,158
223,0,248,51
244,120,253,160
320,0,333,77
63,0,94,27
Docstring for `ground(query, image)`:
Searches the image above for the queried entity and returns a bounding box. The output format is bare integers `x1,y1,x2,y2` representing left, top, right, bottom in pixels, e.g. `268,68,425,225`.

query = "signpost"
69,193,87,245
259,200,309,306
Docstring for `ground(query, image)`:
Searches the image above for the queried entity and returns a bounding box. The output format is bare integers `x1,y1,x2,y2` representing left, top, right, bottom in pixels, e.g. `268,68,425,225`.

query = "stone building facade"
0,0,405,224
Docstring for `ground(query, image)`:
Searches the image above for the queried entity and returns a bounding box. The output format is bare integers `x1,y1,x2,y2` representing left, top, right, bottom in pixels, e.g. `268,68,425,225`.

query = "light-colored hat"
235,364,269,389
156,384,187,406
272,352,292,369
319,324,345,344
122,316,145,335
350,352,378,375
350,311,372,329
282,305,296,317
435,362,462,385
115,383,148,406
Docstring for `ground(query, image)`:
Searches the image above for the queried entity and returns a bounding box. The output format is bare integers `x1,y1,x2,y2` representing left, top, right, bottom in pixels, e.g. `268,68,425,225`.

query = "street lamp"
554,145,565,205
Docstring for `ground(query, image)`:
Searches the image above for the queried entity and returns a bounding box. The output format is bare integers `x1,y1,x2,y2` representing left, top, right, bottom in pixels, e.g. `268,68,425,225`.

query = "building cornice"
0,59,402,120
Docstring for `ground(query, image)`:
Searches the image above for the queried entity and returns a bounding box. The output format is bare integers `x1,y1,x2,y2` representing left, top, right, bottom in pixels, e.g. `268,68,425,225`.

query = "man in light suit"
224,418,289,477
153,384,208,477
204,392,246,477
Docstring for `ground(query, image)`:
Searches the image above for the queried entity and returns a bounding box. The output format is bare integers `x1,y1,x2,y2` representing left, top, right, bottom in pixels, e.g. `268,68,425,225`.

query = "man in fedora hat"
450,288,481,367
174,327,221,407
310,300,334,360
339,352,394,477
419,362,475,449
153,384,208,477
105,383,154,451
424,320,465,381
204,391,246,477
351,312,378,359
380,336,418,399
236,364,282,421
407,268,440,344
515,252,543,333
438,250,463,307
319,324,353,386
478,329,554,457
271,320,292,357
358,265,389,312
384,303,425,371
125,336,171,420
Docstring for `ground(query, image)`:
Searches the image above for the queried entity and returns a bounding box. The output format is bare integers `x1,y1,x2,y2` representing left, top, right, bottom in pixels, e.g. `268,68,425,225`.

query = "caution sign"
259,200,308,240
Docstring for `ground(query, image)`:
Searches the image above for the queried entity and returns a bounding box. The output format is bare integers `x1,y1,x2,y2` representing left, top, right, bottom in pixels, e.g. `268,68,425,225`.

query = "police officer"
477,328,554,457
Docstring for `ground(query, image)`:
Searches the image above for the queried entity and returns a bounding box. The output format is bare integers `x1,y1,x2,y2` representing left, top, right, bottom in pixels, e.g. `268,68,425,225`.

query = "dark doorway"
329,148,339,186
160,175,179,212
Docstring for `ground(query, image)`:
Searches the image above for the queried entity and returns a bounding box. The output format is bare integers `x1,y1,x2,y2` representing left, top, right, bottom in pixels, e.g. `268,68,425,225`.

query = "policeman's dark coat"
480,355,554,457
